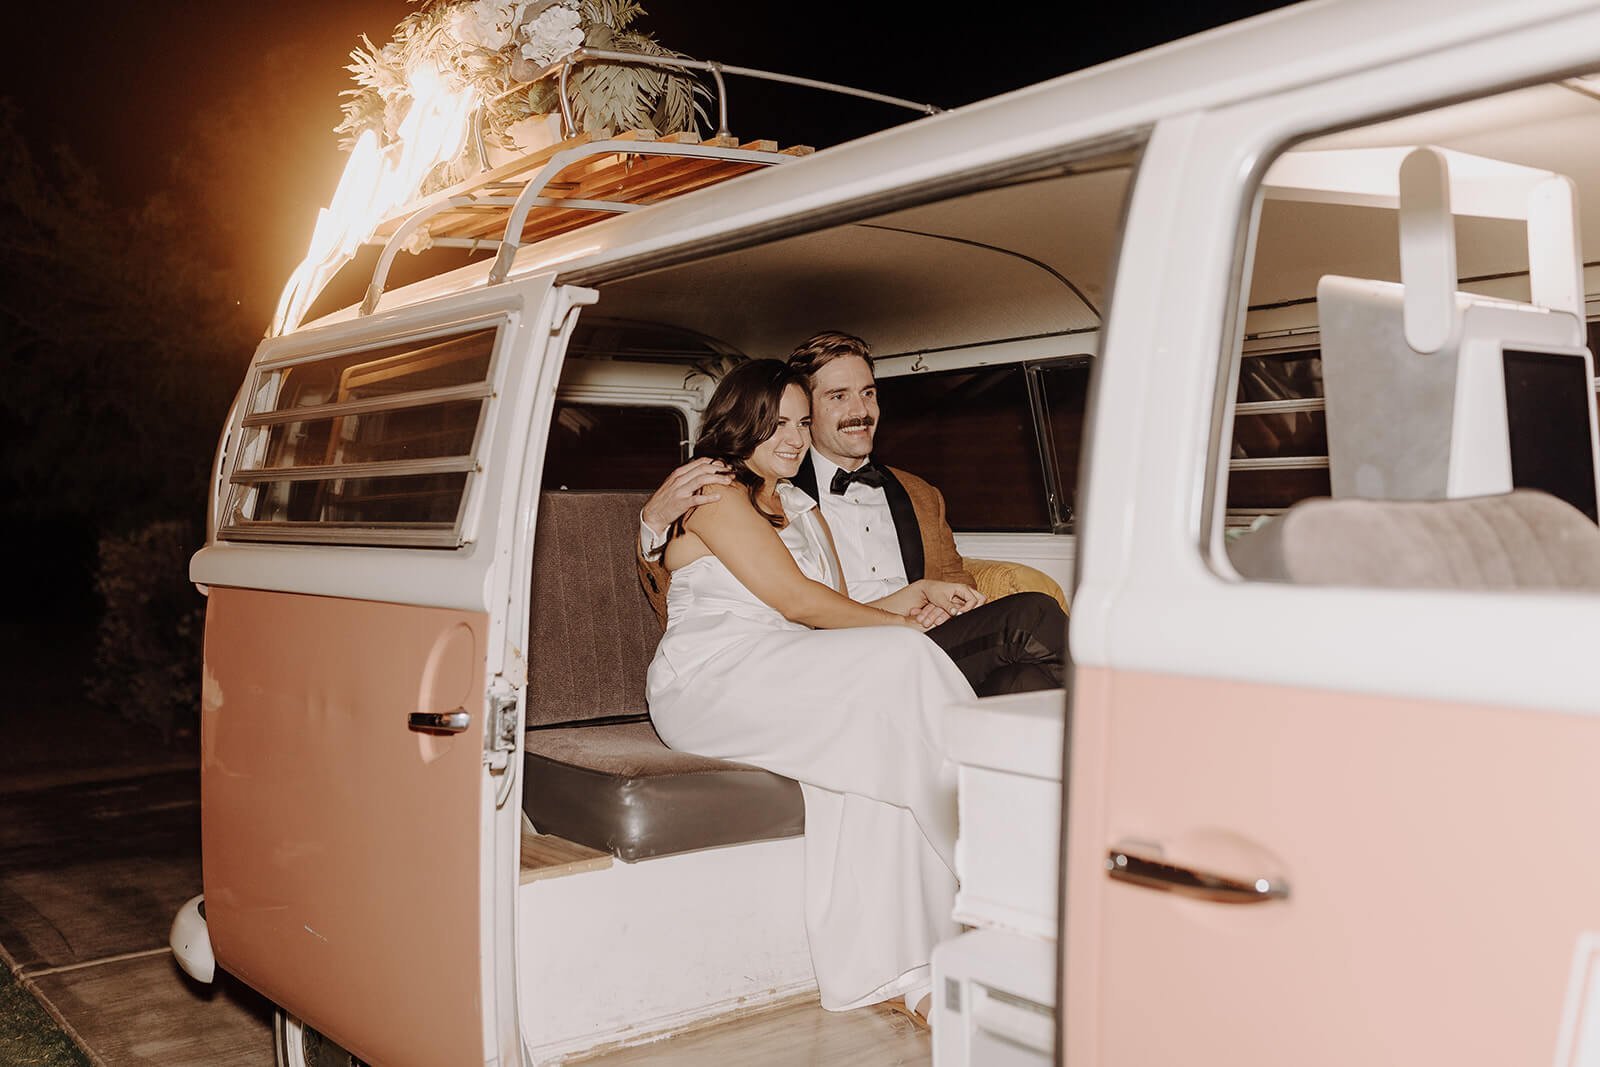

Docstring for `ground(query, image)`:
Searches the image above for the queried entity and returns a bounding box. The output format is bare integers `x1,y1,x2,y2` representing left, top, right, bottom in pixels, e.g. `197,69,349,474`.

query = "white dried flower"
519,2,584,68
450,0,522,52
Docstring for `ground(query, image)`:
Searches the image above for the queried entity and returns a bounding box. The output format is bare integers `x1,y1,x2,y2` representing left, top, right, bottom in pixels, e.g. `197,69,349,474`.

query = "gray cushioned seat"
1228,489,1600,589
522,490,802,861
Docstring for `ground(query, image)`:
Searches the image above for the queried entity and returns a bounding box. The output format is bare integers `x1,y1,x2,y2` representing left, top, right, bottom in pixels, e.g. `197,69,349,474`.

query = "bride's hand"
917,580,986,617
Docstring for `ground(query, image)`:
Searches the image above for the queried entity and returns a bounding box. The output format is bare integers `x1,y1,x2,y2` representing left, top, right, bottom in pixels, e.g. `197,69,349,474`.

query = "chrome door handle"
1106,848,1289,904
408,709,471,734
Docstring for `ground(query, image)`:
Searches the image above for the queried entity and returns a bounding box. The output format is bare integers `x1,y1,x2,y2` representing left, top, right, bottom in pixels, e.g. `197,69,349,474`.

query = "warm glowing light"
272,64,479,336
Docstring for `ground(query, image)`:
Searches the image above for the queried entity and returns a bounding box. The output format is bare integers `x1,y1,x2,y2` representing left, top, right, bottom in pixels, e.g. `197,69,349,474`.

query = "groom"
636,331,1064,696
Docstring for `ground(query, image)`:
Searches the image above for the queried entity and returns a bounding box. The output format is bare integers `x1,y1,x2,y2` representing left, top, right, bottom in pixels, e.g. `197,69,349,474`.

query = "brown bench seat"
522,490,803,862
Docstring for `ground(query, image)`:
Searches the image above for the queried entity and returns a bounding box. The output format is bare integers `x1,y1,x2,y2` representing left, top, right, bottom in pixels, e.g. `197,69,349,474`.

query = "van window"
1228,348,1330,519
220,325,501,546
1214,75,1600,576
876,361,1085,533
543,402,688,491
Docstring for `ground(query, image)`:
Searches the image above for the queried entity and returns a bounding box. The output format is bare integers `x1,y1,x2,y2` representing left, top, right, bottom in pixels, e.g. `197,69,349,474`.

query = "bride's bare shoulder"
684,487,758,532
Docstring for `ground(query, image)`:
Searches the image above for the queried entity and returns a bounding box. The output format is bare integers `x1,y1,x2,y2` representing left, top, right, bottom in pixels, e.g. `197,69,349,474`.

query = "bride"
646,358,980,1023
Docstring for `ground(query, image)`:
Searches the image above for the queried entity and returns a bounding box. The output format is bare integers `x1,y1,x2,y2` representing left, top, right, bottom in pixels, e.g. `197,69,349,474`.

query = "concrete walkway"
0,767,274,1065
0,626,273,1065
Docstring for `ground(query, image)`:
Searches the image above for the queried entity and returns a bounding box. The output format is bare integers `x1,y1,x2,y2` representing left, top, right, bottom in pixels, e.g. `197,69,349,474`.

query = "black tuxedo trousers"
922,591,1066,696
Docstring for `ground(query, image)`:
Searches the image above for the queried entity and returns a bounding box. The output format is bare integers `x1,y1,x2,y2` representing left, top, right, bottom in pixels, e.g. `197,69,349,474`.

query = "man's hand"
641,457,736,537
896,586,950,629
918,580,986,618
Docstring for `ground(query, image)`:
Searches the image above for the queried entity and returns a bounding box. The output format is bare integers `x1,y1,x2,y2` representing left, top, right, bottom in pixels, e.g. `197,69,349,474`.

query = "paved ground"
0,624,275,1065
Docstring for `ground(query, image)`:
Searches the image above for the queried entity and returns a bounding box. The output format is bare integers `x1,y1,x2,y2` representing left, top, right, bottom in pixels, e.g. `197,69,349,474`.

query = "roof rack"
530,46,944,142
274,51,942,332
360,128,812,316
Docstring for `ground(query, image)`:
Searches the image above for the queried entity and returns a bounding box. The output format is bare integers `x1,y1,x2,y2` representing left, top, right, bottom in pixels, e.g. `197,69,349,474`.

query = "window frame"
1198,61,1600,572
218,314,513,549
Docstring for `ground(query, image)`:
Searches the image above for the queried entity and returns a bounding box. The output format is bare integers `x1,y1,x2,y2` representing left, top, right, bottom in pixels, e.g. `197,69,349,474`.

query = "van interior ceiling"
561,159,1136,365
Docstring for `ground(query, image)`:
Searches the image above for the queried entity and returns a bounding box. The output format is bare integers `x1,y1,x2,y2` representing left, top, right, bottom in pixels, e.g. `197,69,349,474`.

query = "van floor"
569,994,930,1066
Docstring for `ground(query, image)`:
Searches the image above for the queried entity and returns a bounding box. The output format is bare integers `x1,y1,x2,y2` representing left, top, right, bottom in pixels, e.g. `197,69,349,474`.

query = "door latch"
484,684,521,774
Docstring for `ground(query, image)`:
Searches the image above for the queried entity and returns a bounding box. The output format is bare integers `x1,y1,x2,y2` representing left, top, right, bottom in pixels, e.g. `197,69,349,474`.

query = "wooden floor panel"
570,996,930,1066
520,828,612,883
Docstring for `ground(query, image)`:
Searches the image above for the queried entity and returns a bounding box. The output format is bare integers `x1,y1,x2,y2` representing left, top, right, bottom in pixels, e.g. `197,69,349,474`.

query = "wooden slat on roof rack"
372,127,815,252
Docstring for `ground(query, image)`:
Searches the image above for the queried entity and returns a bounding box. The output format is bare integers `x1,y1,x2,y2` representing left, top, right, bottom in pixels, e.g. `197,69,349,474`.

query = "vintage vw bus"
168,0,1600,1063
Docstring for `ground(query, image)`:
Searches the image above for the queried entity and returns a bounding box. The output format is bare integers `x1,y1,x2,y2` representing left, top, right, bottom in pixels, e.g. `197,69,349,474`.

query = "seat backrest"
1228,489,1600,591
527,490,661,726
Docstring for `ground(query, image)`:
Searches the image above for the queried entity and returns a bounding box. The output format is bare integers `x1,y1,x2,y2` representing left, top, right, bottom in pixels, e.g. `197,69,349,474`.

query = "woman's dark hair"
691,358,807,529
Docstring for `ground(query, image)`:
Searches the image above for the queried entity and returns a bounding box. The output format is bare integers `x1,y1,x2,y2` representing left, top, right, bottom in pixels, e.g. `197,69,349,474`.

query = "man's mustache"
837,417,876,430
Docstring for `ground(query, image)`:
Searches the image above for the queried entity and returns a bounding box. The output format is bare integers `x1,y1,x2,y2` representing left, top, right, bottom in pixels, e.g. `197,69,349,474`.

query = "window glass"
1227,349,1330,517
250,472,470,526
542,403,688,491
222,326,499,546
874,365,1050,532
258,400,484,470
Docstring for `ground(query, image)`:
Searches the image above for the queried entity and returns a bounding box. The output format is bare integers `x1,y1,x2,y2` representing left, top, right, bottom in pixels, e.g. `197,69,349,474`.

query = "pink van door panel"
1064,666,1600,1067
201,586,493,1067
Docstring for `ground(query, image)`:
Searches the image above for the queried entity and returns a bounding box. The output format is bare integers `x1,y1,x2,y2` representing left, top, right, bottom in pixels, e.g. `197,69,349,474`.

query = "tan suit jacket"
636,460,974,628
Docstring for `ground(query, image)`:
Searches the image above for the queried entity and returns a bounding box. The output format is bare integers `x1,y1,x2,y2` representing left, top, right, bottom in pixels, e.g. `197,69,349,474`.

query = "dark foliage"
0,101,254,531
0,100,253,735
89,521,205,742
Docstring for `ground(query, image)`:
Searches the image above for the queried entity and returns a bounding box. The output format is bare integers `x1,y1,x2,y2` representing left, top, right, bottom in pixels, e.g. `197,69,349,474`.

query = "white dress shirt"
807,451,908,603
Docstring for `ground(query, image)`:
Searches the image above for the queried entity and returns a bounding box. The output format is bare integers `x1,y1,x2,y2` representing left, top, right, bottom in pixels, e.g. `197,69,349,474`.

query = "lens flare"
272,64,479,337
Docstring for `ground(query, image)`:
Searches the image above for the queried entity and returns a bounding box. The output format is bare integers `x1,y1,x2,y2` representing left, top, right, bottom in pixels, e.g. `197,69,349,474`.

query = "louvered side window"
220,325,502,547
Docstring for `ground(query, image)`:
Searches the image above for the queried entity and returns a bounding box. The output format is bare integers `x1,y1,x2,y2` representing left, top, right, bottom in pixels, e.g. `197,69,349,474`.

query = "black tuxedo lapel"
876,465,925,582
796,452,925,581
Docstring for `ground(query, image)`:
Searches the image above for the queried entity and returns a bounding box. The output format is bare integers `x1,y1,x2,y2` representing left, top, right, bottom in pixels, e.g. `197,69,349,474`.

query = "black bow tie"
830,462,887,495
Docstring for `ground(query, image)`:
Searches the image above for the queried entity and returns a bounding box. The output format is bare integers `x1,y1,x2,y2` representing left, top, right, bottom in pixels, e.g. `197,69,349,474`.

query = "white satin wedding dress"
646,482,974,1010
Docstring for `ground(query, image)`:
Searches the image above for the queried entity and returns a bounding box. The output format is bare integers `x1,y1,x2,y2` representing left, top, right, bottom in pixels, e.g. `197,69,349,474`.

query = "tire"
274,1010,367,1067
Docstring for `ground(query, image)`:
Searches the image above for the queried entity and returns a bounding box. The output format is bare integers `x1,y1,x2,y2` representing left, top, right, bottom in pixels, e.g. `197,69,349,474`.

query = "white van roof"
306,0,1589,335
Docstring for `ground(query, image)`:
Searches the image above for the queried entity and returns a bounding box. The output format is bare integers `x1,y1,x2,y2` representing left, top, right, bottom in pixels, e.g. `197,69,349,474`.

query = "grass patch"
0,966,89,1066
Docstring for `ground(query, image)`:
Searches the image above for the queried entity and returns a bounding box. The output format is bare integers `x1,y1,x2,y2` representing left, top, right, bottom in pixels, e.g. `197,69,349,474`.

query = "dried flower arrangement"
337,0,708,169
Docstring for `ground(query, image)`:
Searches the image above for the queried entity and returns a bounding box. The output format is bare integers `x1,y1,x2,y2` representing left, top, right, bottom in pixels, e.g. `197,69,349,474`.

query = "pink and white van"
169,1,1600,1062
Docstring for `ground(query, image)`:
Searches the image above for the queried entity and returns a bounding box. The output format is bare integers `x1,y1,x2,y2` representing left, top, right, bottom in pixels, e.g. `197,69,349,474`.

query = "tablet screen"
1502,348,1598,522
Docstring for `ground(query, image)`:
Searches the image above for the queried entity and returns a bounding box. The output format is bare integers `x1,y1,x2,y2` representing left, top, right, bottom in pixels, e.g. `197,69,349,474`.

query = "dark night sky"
0,2,1296,624
3,2,1296,322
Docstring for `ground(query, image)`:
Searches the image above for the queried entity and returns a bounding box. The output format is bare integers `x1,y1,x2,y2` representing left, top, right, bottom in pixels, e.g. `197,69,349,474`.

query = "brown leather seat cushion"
523,721,804,862
522,491,803,861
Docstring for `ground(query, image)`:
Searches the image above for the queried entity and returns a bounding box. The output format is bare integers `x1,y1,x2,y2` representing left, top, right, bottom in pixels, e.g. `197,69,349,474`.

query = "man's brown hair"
786,331,874,386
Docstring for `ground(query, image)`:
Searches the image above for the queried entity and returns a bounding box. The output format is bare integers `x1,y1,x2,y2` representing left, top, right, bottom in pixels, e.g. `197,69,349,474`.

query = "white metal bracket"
1263,144,1586,353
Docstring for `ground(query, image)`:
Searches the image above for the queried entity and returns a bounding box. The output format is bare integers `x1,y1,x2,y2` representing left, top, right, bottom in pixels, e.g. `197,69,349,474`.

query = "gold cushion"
966,558,1069,613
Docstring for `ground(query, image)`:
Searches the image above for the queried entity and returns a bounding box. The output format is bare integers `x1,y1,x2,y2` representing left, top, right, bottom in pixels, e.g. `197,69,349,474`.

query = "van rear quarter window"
221,325,501,546
1228,349,1331,515
543,403,687,492
875,364,1051,532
